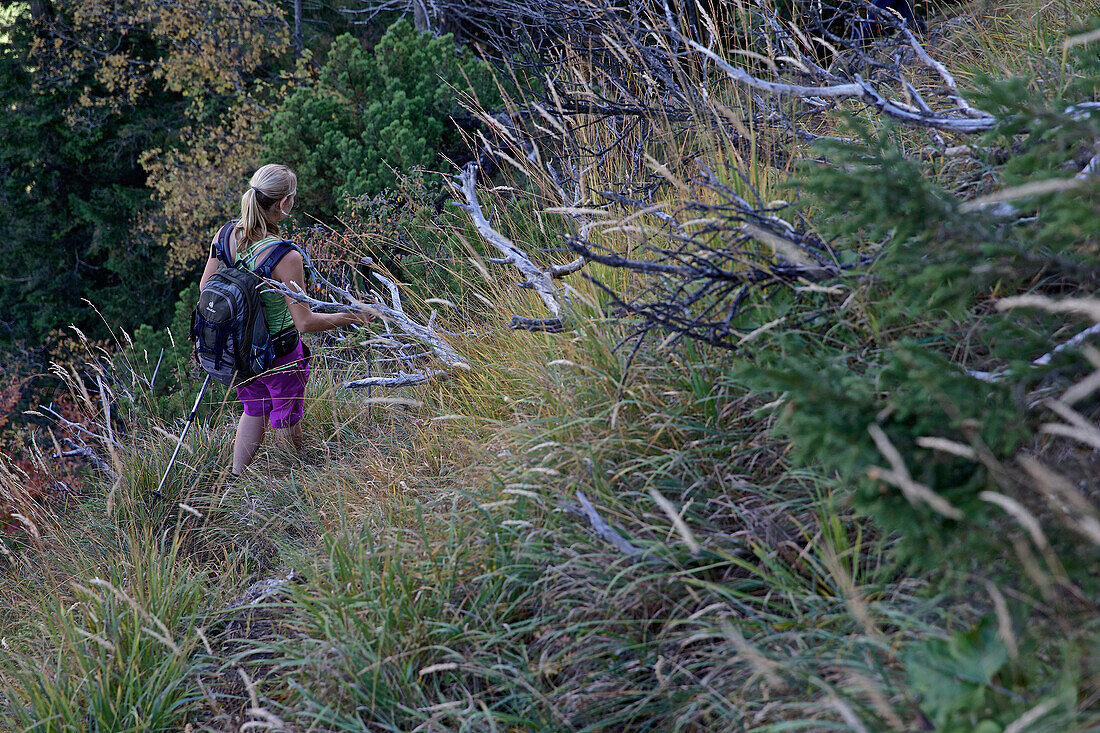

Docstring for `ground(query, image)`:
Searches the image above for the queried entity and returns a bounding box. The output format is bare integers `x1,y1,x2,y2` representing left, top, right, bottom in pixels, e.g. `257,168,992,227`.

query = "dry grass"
1,2,1098,730
932,0,1100,83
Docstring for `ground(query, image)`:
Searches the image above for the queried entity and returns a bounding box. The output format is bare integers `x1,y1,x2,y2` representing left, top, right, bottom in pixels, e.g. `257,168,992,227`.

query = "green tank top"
238,235,296,336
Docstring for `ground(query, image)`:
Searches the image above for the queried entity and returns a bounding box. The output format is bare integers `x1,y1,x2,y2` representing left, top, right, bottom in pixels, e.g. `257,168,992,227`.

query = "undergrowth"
0,1,1097,731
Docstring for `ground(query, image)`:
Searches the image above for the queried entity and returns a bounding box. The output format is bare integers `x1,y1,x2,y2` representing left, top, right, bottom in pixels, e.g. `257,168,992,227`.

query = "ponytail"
230,164,298,262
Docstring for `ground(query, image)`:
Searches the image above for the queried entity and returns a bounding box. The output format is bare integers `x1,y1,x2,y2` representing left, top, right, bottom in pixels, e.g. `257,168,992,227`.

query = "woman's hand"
331,309,374,328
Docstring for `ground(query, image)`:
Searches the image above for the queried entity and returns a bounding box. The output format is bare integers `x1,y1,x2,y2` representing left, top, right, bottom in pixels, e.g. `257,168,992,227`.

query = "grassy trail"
2,1,1099,730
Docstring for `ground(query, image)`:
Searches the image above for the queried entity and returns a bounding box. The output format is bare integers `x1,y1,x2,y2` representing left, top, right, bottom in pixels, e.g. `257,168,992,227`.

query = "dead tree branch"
688,39,994,133
343,369,449,389
508,316,565,333
59,438,118,482
441,0,980,351
673,0,995,134
453,161,581,330
574,489,642,556
266,270,468,387
564,166,865,349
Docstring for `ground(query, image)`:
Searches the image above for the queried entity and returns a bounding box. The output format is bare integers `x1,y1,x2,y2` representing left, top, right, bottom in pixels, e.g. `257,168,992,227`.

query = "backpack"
189,220,300,386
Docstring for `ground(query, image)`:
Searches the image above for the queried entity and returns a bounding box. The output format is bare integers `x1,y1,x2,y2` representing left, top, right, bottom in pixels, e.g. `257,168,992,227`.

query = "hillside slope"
1,2,1098,731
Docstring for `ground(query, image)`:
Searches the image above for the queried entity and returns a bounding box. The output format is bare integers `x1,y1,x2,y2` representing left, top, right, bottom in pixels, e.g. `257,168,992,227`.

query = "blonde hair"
230,163,297,261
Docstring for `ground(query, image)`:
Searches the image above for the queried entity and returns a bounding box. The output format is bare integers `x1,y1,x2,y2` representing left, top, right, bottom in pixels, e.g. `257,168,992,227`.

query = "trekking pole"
153,374,212,499
366,342,373,428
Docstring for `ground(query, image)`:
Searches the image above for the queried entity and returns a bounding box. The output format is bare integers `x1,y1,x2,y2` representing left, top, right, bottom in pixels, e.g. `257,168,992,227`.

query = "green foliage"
119,281,233,424
903,617,1078,732
798,125,954,245
748,30,1100,564
326,169,538,312
0,8,184,347
799,130,991,324
3,8,1098,733
335,170,470,298
732,29,1100,720
3,540,209,731
741,336,1030,565
264,20,501,218
903,618,1009,730
974,23,1100,261
130,283,200,383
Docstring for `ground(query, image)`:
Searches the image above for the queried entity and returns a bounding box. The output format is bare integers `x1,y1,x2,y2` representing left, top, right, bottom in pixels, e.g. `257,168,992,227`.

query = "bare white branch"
454,163,567,320
266,279,468,370
548,256,588,278
685,40,995,133
344,369,448,389
373,271,404,313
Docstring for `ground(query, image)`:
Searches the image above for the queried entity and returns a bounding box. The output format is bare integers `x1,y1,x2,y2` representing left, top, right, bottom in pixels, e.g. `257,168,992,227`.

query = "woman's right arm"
271,250,372,333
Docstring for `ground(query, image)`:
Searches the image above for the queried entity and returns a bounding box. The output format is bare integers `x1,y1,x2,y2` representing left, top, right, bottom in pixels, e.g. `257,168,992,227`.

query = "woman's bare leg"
278,420,303,453
233,413,267,474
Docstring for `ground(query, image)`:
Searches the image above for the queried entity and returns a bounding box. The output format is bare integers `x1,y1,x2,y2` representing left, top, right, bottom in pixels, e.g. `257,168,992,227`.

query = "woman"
199,164,370,475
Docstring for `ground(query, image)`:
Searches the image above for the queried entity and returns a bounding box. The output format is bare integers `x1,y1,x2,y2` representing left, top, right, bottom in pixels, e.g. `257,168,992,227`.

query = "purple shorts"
236,340,310,429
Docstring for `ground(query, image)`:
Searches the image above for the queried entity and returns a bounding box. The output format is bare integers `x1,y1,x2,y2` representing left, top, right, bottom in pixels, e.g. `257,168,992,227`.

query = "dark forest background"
0,0,505,361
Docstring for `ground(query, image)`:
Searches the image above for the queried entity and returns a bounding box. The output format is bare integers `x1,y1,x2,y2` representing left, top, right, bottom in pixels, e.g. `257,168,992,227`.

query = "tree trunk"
412,0,431,33
293,0,303,55
29,0,54,32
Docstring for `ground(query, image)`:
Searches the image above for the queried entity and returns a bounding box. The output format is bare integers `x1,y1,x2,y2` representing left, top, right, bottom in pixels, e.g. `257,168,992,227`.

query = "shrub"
264,20,501,219
744,20,1100,582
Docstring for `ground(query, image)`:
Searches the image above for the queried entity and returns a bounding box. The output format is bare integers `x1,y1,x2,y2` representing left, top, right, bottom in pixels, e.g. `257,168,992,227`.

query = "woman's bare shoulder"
270,247,304,281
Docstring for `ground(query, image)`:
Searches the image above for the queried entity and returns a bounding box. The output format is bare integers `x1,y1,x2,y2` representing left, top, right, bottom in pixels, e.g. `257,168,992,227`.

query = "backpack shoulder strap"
250,239,317,281
213,219,239,267
254,242,297,279
233,235,278,271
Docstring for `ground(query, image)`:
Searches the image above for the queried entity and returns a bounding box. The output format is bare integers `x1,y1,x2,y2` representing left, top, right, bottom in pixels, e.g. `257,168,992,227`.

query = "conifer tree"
263,19,500,218
744,25,1099,567
0,4,180,345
